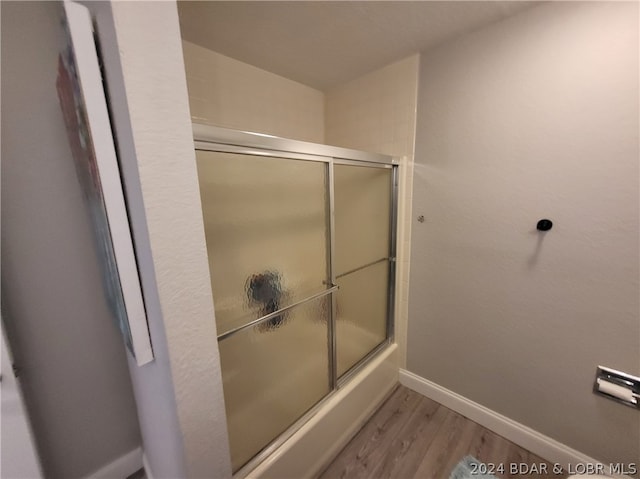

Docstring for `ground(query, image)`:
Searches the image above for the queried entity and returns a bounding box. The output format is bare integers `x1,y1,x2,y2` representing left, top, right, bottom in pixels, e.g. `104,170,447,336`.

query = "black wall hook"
537,219,553,231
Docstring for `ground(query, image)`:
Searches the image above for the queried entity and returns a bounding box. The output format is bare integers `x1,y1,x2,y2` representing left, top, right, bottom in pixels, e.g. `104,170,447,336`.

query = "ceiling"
178,1,536,91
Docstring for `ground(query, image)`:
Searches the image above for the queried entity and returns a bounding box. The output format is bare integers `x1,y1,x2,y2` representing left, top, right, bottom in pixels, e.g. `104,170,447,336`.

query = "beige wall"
1,2,141,477
182,41,324,143
325,55,420,369
408,1,639,465
97,3,233,477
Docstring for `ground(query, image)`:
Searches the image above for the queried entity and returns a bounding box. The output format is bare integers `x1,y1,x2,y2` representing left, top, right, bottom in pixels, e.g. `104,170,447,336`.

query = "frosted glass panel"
336,260,389,377
219,295,331,471
334,165,391,276
196,151,328,336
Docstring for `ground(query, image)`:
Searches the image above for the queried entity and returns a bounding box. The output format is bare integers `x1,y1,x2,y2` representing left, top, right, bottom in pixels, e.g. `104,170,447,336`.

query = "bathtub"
245,343,398,478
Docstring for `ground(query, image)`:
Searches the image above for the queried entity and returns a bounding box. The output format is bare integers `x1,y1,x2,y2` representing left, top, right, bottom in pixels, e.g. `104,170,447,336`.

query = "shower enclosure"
193,124,397,474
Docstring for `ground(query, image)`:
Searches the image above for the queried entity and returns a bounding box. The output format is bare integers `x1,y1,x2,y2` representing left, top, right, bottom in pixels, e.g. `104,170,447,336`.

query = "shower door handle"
217,285,339,341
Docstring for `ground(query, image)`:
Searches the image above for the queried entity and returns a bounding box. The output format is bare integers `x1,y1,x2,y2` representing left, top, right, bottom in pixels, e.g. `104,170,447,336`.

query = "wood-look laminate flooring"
318,385,567,479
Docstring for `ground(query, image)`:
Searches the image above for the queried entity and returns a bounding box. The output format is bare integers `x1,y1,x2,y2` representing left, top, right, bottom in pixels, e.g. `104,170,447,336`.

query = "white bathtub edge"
247,343,399,479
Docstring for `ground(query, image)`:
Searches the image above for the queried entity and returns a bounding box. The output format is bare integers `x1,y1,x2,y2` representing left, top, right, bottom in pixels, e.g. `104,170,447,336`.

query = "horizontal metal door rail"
335,257,392,280
217,285,339,341
193,123,395,165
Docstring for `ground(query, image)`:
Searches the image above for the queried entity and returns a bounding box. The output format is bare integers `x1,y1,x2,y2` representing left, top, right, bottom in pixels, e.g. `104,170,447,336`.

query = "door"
194,138,397,473
333,163,393,377
196,149,333,472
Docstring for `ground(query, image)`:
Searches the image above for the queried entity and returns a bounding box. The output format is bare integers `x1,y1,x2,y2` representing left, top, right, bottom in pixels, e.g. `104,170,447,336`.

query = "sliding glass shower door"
195,135,396,473
196,151,332,471
334,164,392,377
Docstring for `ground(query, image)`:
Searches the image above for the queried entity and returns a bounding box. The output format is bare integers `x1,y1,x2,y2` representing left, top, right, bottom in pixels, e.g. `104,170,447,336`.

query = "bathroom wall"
91,2,233,477
408,1,639,466
325,55,420,368
182,41,324,143
1,2,141,477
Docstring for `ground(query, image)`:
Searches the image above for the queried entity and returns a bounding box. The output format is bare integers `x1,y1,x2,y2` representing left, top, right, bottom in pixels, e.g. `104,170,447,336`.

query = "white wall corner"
91,2,233,477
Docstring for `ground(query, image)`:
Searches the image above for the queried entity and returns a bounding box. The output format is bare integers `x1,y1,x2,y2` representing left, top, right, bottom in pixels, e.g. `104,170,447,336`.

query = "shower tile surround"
182,41,418,370
182,41,324,143
325,56,419,370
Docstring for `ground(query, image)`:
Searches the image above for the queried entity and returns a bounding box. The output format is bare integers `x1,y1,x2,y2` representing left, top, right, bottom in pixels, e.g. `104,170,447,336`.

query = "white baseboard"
84,447,142,479
142,452,154,479
399,369,605,473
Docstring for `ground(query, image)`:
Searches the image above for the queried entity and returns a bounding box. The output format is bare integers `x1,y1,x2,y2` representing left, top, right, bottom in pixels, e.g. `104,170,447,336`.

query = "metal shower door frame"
193,123,398,476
